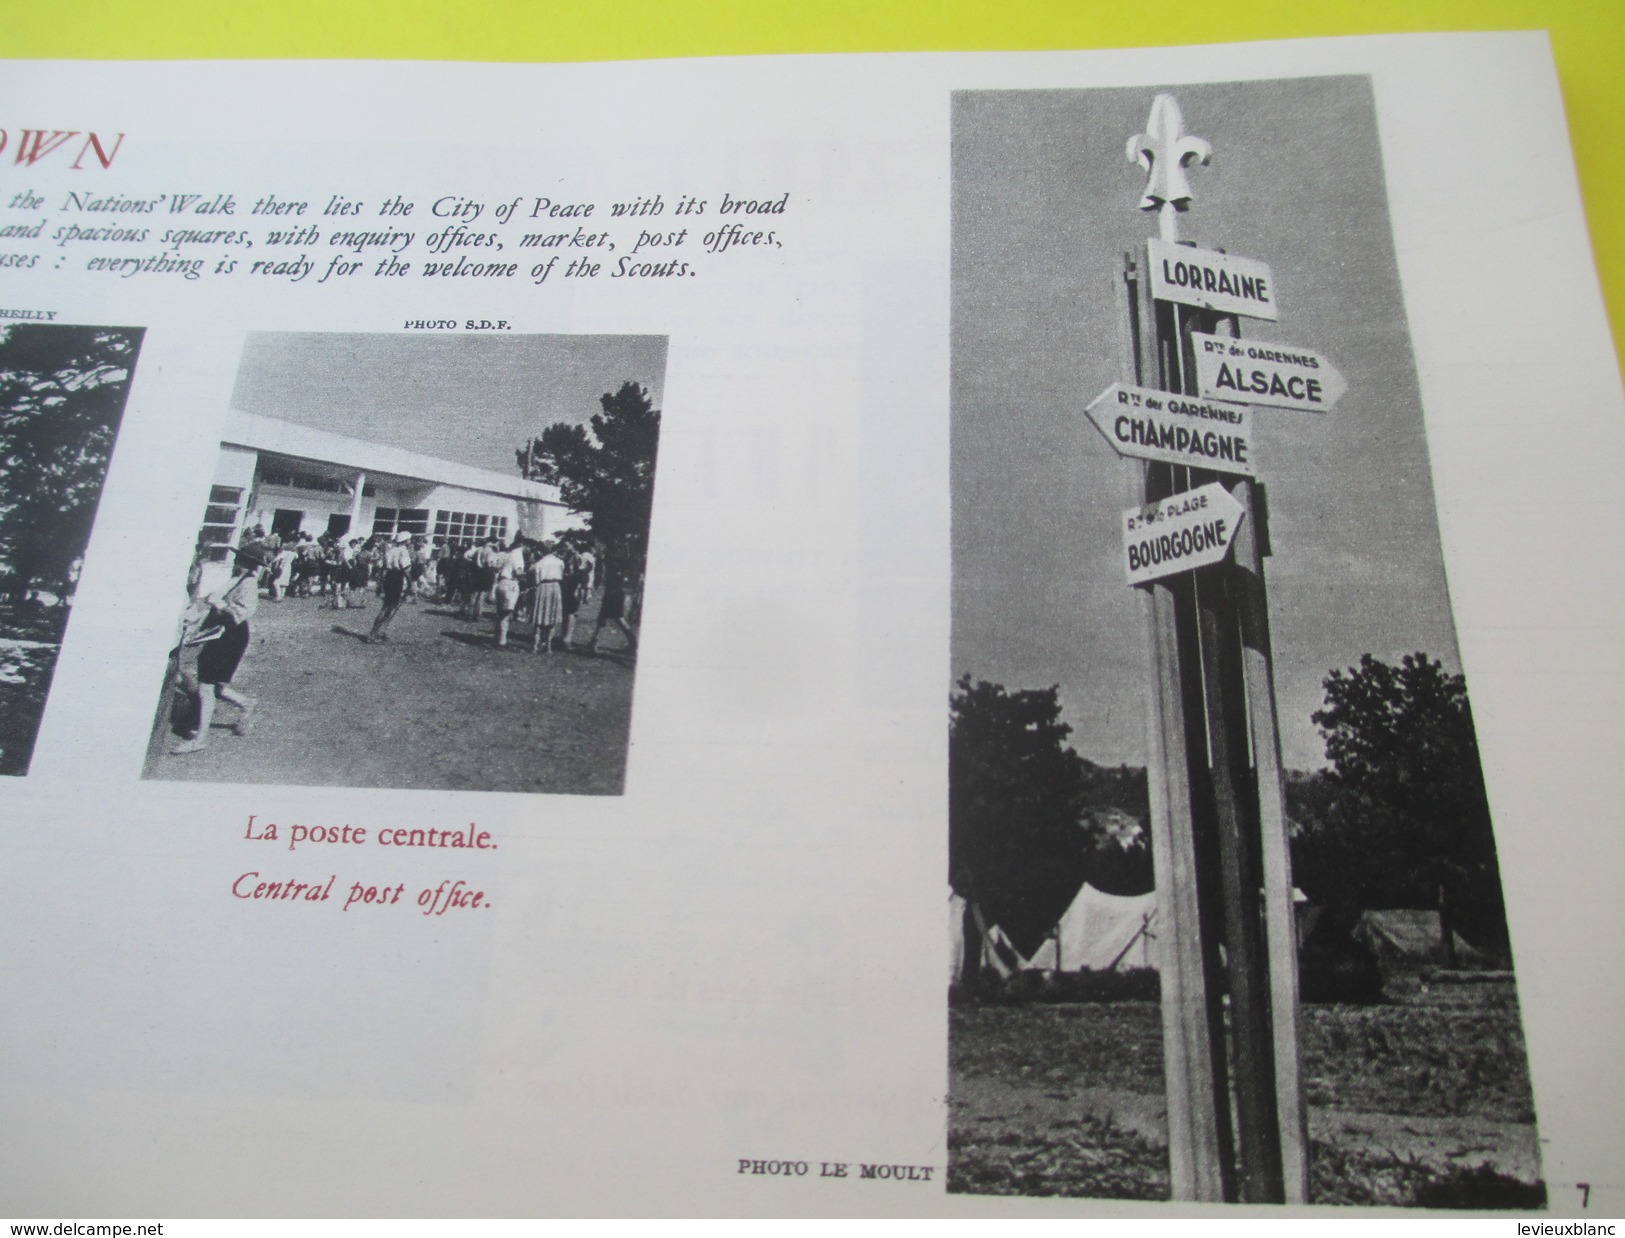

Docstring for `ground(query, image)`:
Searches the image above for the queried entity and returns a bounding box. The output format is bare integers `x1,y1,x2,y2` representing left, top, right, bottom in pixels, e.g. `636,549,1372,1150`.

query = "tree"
0,324,141,603
1304,652,1508,957
949,676,1092,963
516,381,660,576
1076,761,1154,897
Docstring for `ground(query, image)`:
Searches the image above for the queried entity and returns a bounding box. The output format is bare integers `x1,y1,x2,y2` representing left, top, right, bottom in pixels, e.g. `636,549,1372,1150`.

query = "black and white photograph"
143,331,664,794
948,79,1543,1208
0,321,142,777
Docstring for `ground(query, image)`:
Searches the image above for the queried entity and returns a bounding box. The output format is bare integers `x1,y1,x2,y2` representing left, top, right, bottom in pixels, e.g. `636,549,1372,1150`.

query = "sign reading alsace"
1147,237,1277,321
1086,382,1256,477
1121,481,1246,586
1191,331,1347,413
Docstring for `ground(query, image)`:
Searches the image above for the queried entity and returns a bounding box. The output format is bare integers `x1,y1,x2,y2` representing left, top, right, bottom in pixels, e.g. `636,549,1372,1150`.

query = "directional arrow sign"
1085,382,1257,476
1191,331,1348,413
1122,482,1246,586
1148,237,1277,321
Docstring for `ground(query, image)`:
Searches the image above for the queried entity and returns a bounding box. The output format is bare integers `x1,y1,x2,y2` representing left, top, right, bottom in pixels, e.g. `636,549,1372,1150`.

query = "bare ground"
143,587,636,794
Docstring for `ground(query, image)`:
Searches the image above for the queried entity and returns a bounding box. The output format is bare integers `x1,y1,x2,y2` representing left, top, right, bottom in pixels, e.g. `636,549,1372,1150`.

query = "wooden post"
1171,304,1284,1204
1194,559,1284,1202
1120,252,1228,1201
1201,308,1311,1203
1158,302,1242,1203
1118,93,1307,1203
1230,477,1310,1202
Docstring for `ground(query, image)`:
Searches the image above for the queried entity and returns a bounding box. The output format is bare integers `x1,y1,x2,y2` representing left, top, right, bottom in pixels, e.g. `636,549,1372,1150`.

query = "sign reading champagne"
1147,237,1277,320
1086,381,1257,476
1121,481,1246,585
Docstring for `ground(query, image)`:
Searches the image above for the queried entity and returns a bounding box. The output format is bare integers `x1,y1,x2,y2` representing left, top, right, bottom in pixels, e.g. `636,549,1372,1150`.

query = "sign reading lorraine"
1122,482,1246,586
1085,382,1257,477
1147,237,1277,321
1191,331,1348,413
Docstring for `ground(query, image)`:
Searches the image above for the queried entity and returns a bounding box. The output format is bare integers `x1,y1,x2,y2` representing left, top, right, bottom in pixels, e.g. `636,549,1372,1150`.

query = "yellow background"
6,0,1623,368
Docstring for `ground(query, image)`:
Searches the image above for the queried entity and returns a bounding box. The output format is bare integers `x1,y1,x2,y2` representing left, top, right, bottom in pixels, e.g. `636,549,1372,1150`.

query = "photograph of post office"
0,322,143,776
144,331,664,795
948,79,1542,1209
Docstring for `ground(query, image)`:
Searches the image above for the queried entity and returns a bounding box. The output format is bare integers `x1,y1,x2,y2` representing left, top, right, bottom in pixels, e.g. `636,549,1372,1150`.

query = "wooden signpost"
1108,92,1322,1203
1085,382,1258,476
1190,331,1348,413
1121,482,1246,586
1147,237,1277,320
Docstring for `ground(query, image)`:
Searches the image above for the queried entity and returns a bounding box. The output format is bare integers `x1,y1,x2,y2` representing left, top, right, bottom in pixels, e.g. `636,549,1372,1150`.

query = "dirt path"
143,587,636,794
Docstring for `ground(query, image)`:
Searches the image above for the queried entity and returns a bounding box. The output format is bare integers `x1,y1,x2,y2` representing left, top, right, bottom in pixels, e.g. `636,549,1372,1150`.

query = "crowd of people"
237,524,637,651
165,522,641,757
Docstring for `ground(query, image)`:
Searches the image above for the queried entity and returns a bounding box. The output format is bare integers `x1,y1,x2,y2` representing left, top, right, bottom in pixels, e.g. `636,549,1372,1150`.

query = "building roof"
222,410,564,505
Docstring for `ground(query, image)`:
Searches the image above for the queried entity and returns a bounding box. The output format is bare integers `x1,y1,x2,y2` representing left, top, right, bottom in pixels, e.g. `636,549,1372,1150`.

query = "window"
197,485,244,564
270,509,304,540
257,466,375,498
433,510,508,547
374,507,430,538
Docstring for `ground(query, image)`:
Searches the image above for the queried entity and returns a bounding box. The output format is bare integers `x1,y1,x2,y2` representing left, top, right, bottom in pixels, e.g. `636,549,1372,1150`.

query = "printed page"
0,33,1620,1217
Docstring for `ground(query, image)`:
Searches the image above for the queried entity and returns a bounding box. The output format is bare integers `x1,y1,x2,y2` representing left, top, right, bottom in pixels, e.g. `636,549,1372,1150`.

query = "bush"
952,967,1160,1006
1414,1163,1547,1210
1298,941,1386,1005
1046,967,1160,1003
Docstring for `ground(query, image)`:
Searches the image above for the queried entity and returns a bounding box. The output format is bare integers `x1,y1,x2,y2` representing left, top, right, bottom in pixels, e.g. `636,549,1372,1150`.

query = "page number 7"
1578,1183,1591,1207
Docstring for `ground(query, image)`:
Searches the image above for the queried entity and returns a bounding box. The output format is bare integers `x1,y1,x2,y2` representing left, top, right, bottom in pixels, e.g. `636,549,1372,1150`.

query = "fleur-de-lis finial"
1127,94,1211,242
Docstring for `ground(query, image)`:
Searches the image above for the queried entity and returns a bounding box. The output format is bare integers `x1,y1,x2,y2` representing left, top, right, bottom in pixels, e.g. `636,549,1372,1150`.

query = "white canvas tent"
1026,883,1159,972
1352,909,1483,966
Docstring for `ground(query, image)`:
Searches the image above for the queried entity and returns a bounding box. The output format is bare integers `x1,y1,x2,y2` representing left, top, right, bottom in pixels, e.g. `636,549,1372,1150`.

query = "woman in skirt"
528,540,565,654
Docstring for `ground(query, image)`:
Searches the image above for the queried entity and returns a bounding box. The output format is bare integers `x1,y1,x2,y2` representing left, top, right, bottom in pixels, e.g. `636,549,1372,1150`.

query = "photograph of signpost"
948,79,1543,1208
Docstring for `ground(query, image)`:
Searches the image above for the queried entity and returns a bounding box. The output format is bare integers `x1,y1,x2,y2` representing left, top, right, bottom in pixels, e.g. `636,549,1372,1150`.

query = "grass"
143,587,637,793
952,980,1535,1121
1300,998,1536,1122
948,1122,1544,1208
951,1002,1165,1096
948,1113,1168,1200
949,978,1542,1207
1310,1143,1547,1210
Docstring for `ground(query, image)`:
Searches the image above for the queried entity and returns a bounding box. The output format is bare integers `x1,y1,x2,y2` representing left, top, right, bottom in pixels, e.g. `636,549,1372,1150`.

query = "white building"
197,410,576,586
